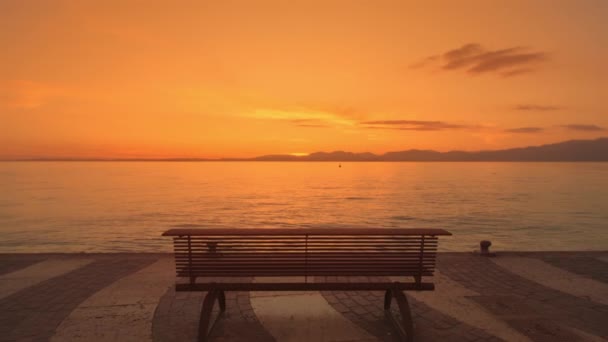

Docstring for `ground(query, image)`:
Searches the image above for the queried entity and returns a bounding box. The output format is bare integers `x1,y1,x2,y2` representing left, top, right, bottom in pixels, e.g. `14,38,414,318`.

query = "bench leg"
384,289,392,310
218,290,226,311
198,289,226,342
384,289,414,342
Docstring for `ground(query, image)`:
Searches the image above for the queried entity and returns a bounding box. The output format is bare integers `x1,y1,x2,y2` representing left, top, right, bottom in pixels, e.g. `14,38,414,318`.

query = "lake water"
1,162,607,252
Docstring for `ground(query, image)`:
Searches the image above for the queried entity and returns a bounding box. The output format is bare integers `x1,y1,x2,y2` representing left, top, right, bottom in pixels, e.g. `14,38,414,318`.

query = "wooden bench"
163,228,451,342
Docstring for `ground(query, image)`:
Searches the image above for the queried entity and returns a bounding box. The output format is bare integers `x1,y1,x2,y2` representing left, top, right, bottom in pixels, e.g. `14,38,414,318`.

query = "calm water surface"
1,162,607,252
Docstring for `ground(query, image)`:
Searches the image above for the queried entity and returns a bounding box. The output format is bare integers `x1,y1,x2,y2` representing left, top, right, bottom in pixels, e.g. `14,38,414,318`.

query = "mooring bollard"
479,240,495,256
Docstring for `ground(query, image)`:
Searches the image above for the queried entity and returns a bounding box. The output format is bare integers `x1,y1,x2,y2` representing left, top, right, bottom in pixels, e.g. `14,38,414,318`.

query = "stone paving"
320,280,503,342
440,254,608,341
0,255,47,276
0,255,156,342
537,253,608,284
0,252,606,342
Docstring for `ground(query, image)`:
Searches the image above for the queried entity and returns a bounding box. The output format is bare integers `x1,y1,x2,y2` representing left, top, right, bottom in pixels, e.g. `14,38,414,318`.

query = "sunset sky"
1,0,607,159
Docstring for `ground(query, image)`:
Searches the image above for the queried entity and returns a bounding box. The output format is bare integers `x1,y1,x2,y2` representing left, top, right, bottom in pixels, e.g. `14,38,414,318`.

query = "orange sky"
1,0,607,159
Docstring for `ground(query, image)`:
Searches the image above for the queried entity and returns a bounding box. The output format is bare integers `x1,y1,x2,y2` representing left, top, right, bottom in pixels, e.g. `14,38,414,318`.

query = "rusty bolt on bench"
479,240,496,257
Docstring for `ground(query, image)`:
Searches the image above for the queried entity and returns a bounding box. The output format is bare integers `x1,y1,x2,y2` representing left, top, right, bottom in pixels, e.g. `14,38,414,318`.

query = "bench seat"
164,227,451,342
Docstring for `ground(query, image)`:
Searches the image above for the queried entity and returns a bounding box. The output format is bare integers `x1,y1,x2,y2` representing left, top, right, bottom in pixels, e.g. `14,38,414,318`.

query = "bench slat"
164,228,452,236
175,260,436,264
175,282,435,291
165,228,449,283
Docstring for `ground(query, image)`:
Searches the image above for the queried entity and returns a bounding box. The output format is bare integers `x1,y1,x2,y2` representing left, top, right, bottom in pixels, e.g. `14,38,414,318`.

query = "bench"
163,228,452,342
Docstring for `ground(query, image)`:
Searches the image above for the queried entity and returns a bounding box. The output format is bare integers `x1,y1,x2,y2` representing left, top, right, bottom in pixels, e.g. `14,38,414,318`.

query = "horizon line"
1,137,606,162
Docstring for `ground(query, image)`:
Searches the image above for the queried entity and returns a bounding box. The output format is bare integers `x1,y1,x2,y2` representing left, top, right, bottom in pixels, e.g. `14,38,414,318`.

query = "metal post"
188,235,194,285
417,236,425,287
304,234,308,283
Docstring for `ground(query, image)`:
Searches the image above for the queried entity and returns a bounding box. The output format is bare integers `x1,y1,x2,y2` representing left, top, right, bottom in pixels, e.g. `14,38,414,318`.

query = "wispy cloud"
289,119,331,128
412,43,548,77
295,124,329,128
514,104,563,111
409,56,440,69
504,127,544,133
500,68,536,77
0,80,67,109
246,108,356,127
361,120,471,131
560,124,606,132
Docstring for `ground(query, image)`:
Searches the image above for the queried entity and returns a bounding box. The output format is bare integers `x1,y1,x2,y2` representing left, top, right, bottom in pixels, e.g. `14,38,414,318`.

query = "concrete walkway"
0,258,92,300
52,258,174,341
492,256,608,306
0,252,606,342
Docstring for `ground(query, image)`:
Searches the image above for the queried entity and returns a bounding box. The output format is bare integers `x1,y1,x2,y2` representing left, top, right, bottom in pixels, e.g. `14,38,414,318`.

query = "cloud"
504,127,544,133
501,124,606,133
296,124,330,128
501,68,535,77
247,108,355,127
560,124,606,132
0,80,67,109
412,43,548,77
409,55,440,69
361,120,470,131
291,120,331,128
514,104,562,111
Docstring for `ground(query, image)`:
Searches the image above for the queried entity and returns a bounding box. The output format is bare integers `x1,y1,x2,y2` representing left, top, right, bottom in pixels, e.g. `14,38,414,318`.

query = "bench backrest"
163,228,451,280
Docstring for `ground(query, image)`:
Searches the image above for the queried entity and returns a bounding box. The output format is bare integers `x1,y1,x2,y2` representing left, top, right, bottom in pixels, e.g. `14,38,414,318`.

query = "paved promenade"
0,252,606,342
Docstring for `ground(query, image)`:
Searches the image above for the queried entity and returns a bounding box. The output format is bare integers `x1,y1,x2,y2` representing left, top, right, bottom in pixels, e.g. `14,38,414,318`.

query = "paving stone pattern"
537,252,608,284
0,252,606,342
0,256,156,341
0,255,47,276
153,278,274,342
438,253,608,341
318,276,503,342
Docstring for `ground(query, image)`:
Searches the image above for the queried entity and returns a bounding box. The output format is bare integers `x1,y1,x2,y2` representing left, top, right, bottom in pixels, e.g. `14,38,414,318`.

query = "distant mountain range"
251,137,608,162
5,137,608,162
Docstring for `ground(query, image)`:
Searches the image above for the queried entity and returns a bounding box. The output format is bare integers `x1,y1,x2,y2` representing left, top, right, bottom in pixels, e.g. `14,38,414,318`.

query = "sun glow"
1,1,607,159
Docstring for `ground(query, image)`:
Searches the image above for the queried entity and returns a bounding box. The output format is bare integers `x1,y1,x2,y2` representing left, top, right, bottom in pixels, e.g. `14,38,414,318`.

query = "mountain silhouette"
252,137,608,162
